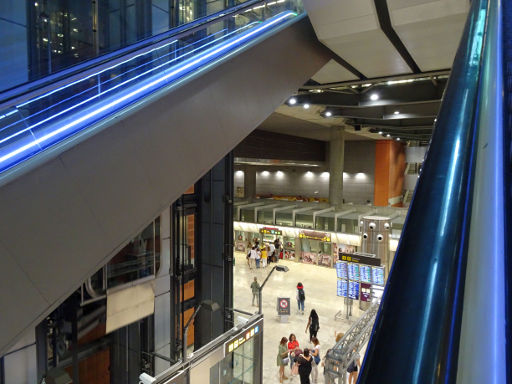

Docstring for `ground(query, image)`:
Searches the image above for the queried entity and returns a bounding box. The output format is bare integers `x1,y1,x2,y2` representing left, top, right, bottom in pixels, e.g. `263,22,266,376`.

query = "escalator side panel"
0,17,330,355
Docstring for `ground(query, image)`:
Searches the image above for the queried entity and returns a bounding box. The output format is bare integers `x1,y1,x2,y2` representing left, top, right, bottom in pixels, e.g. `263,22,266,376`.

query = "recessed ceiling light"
434,118,437,122
303,103,310,109
396,137,401,141
378,131,383,135
370,93,379,101
386,134,391,137
394,111,399,115
261,171,270,177
288,97,297,105
325,111,332,117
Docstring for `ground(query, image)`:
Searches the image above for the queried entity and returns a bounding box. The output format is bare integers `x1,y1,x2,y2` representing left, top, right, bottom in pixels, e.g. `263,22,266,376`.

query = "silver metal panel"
0,17,330,354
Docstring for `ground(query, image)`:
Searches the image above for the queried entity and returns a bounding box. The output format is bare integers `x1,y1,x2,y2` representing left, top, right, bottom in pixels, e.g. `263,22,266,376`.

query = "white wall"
3,329,37,384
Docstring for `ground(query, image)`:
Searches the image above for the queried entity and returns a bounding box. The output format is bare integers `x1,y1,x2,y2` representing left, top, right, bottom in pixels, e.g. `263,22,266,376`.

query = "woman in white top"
310,337,321,383
249,246,258,269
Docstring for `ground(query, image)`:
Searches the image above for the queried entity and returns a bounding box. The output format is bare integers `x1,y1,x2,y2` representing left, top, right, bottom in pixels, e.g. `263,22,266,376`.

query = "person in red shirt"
288,333,300,370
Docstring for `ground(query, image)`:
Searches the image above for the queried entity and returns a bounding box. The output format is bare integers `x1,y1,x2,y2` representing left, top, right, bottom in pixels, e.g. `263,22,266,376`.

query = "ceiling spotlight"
325,111,332,117
288,97,297,105
378,131,383,135
396,137,401,141
370,93,379,101
434,118,437,122
303,103,310,109
386,134,391,137
393,111,400,115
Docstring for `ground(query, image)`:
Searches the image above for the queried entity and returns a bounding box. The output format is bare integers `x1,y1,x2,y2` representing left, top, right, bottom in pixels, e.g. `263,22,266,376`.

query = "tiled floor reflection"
233,252,364,383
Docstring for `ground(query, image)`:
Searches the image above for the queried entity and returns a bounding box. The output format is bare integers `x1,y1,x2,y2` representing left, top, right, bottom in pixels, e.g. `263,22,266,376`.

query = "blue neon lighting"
0,12,296,172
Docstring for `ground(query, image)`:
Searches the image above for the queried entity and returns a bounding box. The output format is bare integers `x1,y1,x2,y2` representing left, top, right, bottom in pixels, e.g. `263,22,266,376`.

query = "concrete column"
154,207,171,374
329,127,345,207
244,166,257,200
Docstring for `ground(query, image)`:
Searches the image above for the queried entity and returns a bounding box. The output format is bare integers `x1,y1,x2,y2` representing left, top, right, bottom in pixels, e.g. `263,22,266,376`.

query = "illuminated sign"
339,252,381,266
372,267,385,286
336,262,348,279
348,281,359,300
337,279,347,297
224,318,263,356
348,263,360,281
299,230,331,242
260,227,282,236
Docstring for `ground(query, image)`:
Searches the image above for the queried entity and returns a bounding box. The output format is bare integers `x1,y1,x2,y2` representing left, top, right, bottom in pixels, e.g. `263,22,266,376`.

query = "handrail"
0,0,268,107
358,0,488,382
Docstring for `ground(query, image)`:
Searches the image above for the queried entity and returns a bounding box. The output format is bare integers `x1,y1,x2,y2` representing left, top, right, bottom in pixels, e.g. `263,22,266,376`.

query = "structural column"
244,166,257,200
329,127,345,207
374,141,406,206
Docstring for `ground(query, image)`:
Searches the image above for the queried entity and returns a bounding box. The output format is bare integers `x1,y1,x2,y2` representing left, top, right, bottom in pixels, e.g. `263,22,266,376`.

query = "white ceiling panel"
312,60,359,84
304,0,412,78
326,29,411,77
389,0,469,71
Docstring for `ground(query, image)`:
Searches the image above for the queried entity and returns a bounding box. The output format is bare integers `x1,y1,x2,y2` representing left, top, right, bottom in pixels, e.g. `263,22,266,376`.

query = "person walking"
261,245,268,268
250,277,260,307
249,245,258,269
254,246,261,269
347,349,361,384
268,242,275,264
297,282,305,314
277,337,289,383
305,309,320,342
296,348,312,384
310,337,321,383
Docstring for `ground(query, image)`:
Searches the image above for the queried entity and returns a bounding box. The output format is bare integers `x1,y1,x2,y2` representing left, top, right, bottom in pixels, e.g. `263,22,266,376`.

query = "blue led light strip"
0,11,296,170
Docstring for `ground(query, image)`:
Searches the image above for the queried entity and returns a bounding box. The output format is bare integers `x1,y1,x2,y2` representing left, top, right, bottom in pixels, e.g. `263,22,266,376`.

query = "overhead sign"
224,318,263,356
260,227,282,235
277,297,291,316
299,230,331,242
339,252,381,266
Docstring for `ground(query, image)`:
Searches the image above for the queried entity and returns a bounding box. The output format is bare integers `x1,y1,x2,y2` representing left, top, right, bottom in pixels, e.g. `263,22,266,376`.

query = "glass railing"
0,0,303,175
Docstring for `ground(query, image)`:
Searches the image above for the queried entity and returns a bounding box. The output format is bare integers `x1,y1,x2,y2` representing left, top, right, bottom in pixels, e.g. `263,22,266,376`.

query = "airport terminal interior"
0,0,510,383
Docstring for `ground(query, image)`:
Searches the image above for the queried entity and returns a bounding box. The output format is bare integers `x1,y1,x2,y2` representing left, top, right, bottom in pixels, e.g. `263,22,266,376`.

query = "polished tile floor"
233,252,364,383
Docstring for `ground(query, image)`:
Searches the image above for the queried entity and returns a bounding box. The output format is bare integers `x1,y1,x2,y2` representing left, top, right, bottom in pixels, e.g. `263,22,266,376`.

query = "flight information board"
360,265,371,283
348,263,360,281
337,279,347,297
336,262,348,280
348,281,359,300
372,267,385,286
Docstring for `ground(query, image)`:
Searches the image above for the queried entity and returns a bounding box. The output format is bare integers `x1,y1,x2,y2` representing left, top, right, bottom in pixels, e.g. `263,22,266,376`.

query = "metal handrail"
358,0,489,382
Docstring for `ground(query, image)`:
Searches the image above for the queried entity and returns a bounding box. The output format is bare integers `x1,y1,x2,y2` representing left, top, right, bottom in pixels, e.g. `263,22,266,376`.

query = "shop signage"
260,227,282,236
277,297,291,316
339,252,381,267
299,230,331,242
224,318,263,356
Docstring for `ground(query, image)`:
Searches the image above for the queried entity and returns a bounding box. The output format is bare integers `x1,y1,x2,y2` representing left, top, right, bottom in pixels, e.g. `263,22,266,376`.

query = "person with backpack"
297,282,305,314
305,309,320,342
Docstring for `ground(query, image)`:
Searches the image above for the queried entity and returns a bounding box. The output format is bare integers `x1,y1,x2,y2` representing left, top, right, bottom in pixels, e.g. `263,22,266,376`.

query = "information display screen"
348,281,359,300
336,262,348,279
360,265,371,283
348,263,360,281
337,279,347,297
372,267,385,286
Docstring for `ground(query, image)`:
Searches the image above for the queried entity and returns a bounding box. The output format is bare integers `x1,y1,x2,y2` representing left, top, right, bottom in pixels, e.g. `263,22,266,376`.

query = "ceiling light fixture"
396,137,401,141
386,134,391,138
378,131,383,135
288,97,297,105
370,93,379,101
394,111,399,115
303,103,310,109
325,111,332,117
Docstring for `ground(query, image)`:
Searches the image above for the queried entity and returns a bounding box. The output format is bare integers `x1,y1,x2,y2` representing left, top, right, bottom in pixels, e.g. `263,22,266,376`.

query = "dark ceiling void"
373,0,421,73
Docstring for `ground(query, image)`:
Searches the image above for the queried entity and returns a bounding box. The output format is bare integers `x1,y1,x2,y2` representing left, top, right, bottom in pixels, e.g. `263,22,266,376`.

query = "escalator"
359,0,510,382
0,0,330,354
